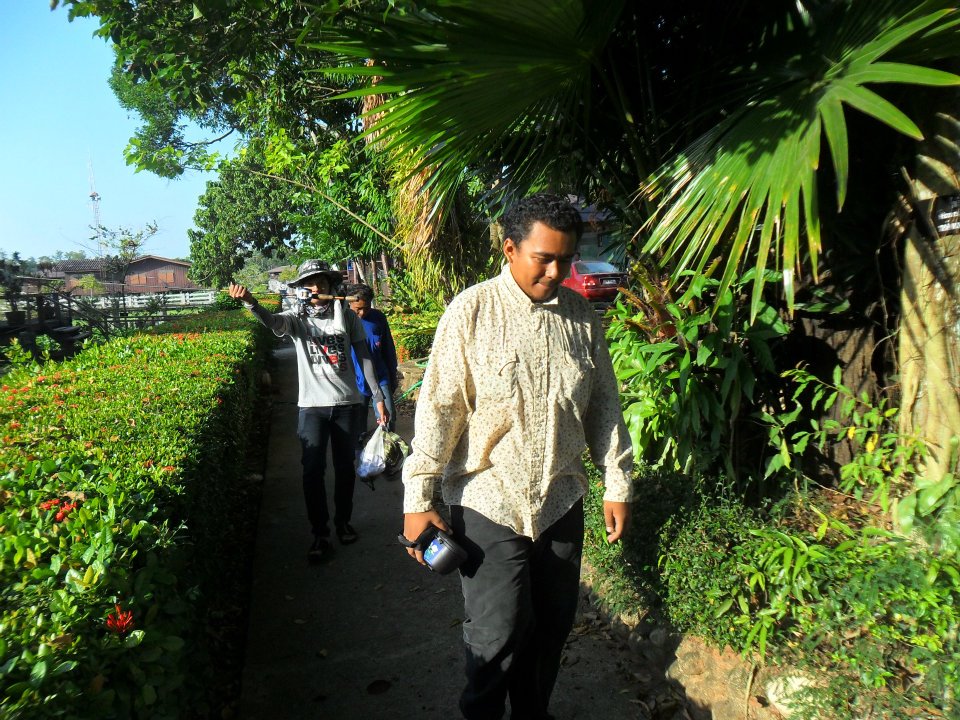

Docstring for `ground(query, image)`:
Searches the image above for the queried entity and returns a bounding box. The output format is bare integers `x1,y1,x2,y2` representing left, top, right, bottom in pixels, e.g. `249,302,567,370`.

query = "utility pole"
88,159,103,257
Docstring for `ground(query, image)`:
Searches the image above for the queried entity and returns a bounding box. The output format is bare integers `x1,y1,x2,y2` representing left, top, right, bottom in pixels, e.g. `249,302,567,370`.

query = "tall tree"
57,0,402,275
187,151,302,288
307,0,960,487
57,0,361,175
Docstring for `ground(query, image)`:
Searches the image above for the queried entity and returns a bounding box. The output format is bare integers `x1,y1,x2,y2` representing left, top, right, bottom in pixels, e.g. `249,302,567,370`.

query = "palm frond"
304,0,626,209
641,2,960,318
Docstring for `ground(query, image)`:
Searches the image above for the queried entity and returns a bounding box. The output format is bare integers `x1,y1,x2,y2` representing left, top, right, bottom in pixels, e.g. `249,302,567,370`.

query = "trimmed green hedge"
0,309,274,718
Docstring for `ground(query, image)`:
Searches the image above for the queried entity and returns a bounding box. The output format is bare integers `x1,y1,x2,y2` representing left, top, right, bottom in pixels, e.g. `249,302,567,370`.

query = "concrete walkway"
239,345,650,719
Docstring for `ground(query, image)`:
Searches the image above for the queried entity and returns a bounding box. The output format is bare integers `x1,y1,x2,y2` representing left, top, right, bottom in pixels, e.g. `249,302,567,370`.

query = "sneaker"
336,523,358,545
308,536,331,564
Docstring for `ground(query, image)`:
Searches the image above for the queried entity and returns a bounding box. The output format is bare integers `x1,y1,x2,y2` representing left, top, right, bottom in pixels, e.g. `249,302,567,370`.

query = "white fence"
85,291,218,310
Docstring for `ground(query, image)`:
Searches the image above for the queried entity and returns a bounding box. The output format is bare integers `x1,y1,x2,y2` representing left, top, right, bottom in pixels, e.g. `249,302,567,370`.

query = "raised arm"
229,283,286,334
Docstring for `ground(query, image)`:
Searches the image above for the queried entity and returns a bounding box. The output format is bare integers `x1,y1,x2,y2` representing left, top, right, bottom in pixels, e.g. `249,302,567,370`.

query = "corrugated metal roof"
53,259,111,272
53,255,191,273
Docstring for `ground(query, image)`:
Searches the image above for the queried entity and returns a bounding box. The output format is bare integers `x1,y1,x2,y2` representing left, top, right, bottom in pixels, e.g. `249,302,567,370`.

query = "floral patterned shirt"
402,265,634,539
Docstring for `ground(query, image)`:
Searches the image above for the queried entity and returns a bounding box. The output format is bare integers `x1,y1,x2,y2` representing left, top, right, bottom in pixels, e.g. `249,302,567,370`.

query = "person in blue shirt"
347,283,399,431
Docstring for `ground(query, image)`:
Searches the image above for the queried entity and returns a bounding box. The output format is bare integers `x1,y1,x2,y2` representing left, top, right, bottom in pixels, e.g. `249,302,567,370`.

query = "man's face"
349,298,370,319
301,275,331,304
503,221,578,302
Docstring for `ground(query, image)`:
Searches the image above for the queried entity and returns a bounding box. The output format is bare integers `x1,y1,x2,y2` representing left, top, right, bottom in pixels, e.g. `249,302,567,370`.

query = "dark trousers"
297,404,365,537
452,500,584,720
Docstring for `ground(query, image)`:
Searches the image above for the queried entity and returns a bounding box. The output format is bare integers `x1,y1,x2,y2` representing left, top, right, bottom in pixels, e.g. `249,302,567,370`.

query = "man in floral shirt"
401,194,634,720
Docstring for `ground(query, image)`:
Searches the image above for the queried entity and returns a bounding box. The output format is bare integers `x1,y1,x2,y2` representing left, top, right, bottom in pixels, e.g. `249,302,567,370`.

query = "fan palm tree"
309,0,960,315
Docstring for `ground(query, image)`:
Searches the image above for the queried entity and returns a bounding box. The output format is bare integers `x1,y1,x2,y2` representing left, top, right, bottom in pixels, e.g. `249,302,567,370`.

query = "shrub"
581,458,700,616
0,309,273,717
656,488,959,718
213,291,281,312
607,269,789,479
658,494,764,650
390,311,441,363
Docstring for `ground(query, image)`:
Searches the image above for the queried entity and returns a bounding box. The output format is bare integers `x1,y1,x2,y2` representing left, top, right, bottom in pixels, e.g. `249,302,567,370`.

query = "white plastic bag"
357,425,387,478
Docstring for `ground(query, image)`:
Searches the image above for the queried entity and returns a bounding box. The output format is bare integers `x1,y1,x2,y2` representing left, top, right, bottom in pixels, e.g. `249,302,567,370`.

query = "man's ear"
503,237,517,264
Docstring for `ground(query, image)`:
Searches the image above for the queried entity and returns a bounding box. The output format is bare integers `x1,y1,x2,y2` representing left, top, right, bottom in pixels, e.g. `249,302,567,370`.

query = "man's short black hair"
501,192,583,245
347,283,374,303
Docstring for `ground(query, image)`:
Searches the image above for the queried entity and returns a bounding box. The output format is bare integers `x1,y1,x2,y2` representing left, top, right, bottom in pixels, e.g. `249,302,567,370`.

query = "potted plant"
0,252,25,325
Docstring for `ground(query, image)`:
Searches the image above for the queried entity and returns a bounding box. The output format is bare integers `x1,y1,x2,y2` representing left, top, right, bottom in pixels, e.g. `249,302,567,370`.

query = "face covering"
303,302,330,317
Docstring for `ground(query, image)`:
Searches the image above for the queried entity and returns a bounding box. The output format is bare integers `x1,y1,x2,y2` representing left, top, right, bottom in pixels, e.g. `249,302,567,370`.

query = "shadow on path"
238,345,692,720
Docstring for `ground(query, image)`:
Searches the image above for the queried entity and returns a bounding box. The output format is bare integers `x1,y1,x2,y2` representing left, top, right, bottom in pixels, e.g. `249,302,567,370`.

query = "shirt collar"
499,264,560,308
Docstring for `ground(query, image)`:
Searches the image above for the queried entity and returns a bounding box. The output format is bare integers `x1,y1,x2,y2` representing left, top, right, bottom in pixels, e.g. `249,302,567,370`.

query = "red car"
561,260,626,303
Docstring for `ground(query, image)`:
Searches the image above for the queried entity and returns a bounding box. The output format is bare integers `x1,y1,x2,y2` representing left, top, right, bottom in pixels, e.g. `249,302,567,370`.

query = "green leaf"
833,84,922,139
846,62,960,87
917,475,956,515
30,659,48,685
52,661,78,676
819,95,849,209
713,598,734,617
160,635,185,652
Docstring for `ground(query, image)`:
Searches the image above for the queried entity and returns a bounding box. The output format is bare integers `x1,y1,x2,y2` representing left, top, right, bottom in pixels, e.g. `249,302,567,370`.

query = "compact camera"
398,527,468,575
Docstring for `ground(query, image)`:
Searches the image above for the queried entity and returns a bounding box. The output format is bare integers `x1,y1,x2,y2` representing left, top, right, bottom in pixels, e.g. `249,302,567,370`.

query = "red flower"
38,498,61,511
106,604,135,635
54,502,77,522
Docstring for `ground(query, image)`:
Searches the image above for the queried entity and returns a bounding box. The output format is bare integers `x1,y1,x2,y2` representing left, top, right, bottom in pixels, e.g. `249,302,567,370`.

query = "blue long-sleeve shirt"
351,308,399,397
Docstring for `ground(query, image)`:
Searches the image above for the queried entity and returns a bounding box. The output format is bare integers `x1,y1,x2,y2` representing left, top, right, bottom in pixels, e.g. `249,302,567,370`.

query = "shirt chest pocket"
556,353,595,410
473,354,519,401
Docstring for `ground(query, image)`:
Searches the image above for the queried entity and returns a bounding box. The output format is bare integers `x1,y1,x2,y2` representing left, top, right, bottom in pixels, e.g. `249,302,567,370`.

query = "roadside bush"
582,458,699,616
390,311,441,363
213,291,281,313
658,494,764,650
607,269,789,480
583,359,959,718
0,455,188,718
0,309,272,718
656,488,959,717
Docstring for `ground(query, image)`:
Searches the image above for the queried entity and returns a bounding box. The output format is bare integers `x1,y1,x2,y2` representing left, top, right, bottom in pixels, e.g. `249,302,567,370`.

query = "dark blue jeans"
297,404,365,538
452,500,584,720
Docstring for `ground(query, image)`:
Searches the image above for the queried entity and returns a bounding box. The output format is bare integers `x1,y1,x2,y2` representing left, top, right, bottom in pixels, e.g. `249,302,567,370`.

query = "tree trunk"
380,251,391,297
898,109,960,484
368,259,379,296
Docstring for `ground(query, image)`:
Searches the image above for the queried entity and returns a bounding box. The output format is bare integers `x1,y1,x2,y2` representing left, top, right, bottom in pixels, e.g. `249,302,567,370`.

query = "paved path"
239,345,651,719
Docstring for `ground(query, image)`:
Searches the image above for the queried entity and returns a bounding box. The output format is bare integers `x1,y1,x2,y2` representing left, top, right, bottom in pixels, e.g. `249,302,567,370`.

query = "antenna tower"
88,159,103,257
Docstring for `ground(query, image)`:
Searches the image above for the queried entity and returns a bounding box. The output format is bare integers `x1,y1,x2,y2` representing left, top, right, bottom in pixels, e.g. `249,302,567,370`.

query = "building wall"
124,258,197,293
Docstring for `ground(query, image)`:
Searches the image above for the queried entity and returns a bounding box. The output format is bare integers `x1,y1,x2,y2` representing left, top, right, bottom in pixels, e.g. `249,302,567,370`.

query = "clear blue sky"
0,3,222,262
